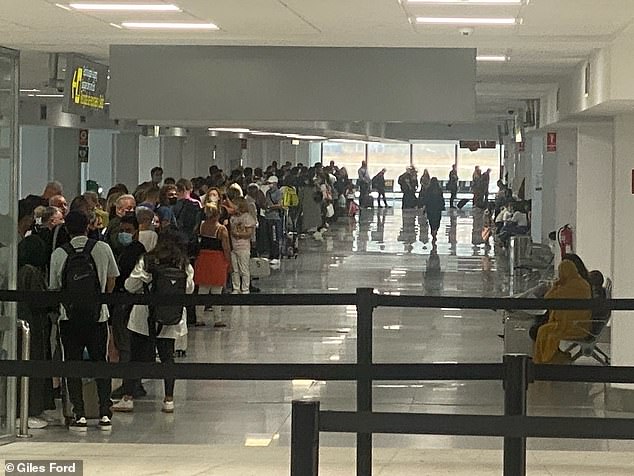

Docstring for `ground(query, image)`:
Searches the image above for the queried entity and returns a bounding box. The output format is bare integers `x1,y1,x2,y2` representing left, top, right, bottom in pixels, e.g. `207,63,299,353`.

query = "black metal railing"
1,289,633,476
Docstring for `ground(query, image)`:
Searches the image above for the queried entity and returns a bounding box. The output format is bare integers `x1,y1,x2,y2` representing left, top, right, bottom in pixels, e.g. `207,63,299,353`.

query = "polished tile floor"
2,206,629,474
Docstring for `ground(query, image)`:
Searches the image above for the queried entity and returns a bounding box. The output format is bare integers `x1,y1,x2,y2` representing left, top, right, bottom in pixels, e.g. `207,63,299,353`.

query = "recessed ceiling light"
68,3,181,11
416,17,518,25
477,55,509,62
121,22,219,30
20,88,41,93
408,0,522,4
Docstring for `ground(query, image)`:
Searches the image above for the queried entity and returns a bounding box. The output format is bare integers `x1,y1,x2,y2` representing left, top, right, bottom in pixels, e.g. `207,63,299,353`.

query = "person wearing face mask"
110,214,147,400
105,194,136,258
157,185,178,231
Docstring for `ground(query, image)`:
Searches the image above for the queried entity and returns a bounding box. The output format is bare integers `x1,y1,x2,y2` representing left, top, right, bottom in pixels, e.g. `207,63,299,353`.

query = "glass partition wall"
0,46,19,441
322,140,501,193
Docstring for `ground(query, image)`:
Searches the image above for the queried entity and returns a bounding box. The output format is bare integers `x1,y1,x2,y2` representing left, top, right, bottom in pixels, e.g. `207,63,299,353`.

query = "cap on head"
268,176,279,184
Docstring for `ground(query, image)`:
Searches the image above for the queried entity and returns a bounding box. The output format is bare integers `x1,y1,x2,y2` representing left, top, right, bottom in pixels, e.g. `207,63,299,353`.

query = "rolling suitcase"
62,378,100,425
457,198,470,209
175,333,187,358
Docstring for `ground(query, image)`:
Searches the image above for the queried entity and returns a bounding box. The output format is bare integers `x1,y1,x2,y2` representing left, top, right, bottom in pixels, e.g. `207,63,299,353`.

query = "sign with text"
63,55,108,115
547,132,557,152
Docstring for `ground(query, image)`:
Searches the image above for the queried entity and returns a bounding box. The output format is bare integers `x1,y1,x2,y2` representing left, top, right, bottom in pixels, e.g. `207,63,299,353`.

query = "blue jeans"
265,218,283,259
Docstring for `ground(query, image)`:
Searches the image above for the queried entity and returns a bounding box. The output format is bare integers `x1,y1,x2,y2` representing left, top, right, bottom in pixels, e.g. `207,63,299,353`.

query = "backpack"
145,263,187,337
282,186,299,208
60,240,101,323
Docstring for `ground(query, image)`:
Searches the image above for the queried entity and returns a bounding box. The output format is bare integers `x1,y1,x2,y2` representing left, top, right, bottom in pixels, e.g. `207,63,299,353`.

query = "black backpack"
146,263,187,337
60,240,101,323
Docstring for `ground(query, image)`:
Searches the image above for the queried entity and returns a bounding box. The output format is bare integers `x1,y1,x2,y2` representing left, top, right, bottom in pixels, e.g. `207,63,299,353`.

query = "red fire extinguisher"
557,224,574,258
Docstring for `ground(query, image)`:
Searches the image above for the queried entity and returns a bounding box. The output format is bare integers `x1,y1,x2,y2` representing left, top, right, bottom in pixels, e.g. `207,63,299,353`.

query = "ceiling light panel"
477,55,509,62
68,3,182,11
408,0,522,4
121,22,219,29
416,17,518,25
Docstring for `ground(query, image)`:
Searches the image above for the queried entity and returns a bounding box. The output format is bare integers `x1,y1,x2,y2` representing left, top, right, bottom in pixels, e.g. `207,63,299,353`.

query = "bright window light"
121,22,219,30
69,3,181,11
477,55,509,62
416,17,518,25
409,0,521,4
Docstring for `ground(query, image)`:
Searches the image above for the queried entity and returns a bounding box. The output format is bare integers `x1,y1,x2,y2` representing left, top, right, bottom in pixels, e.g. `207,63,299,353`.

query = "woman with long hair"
113,232,194,413
194,204,232,326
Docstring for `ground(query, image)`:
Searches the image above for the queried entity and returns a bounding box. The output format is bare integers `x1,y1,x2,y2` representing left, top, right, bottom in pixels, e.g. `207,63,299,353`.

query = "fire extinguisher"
557,224,574,258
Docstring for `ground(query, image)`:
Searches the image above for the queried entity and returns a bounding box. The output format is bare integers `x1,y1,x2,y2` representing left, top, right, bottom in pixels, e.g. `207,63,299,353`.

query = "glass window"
322,142,366,180
366,143,410,192
458,146,501,193
412,142,456,183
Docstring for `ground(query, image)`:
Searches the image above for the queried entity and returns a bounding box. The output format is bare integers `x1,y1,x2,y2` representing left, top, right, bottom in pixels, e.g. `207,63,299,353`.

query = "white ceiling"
3,0,634,126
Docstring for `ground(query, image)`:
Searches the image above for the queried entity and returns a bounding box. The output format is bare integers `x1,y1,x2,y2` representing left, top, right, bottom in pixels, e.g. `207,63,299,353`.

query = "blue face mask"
118,232,134,246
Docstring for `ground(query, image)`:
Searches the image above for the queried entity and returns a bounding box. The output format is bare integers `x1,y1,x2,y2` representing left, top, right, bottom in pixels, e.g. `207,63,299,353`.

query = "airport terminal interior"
3,0,634,474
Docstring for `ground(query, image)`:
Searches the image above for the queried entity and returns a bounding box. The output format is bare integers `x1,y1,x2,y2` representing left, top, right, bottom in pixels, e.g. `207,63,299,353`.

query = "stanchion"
356,288,375,476
16,319,32,439
291,400,320,476
503,354,529,476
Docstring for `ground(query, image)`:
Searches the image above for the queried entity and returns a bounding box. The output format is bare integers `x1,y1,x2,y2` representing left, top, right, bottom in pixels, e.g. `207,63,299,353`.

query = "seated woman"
498,202,529,245
533,259,592,364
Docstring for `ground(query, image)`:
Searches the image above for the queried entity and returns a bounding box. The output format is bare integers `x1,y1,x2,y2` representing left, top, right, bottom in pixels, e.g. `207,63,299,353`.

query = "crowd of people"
14,160,366,431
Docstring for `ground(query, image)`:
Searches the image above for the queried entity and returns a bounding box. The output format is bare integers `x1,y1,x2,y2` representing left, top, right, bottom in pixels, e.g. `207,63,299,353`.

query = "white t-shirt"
138,230,158,252
230,213,257,251
49,236,120,322
511,211,529,227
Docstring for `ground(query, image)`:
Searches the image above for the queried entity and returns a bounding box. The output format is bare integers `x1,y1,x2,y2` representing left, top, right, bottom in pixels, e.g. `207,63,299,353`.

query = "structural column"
575,124,614,273
48,127,81,199
112,132,140,189
610,115,634,380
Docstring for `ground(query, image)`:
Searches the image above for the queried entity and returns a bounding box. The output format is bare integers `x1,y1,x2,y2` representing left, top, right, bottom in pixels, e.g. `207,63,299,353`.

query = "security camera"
459,27,474,37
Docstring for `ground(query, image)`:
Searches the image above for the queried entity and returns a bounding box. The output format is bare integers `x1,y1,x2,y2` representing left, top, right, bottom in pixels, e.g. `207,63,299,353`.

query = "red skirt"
194,250,228,287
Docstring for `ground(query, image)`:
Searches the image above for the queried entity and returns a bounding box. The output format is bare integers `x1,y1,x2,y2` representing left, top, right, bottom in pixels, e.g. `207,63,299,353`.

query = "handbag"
481,226,492,242
249,257,271,278
326,203,335,218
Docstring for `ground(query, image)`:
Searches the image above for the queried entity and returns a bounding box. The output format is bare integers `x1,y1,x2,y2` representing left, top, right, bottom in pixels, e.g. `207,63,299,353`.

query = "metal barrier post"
503,354,529,476
16,319,32,439
291,400,320,476
356,288,374,476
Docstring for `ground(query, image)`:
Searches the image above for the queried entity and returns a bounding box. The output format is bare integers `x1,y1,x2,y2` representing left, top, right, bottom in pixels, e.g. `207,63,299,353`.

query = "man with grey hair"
105,194,136,258
49,195,68,216
25,180,64,209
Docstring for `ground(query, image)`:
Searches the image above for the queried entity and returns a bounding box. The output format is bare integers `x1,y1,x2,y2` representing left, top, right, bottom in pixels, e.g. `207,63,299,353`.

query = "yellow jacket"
533,260,592,363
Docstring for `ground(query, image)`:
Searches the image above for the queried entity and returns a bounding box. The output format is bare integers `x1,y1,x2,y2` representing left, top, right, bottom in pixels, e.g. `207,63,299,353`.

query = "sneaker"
98,416,112,431
69,417,88,432
213,321,227,328
112,397,134,413
16,417,48,430
162,400,175,413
